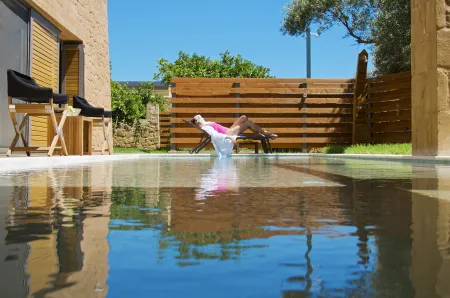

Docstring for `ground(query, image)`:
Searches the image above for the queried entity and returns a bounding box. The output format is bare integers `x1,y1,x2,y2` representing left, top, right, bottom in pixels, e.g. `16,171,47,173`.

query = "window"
0,0,30,149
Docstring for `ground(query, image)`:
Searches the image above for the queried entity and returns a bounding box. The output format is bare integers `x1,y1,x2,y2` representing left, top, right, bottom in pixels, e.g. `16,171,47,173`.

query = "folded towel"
202,126,237,158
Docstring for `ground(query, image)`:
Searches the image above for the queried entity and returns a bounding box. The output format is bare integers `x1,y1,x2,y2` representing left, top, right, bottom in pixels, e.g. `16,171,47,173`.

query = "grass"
114,147,267,154
321,143,412,155
115,143,412,155
113,147,170,154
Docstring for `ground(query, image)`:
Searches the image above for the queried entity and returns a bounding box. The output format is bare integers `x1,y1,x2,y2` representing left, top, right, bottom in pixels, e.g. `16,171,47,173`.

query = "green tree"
281,0,410,75
111,81,167,126
110,62,168,126
371,0,410,75
154,50,273,85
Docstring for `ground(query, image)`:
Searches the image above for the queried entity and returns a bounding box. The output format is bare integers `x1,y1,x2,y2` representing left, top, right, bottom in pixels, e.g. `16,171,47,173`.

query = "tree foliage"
281,0,410,75
111,81,167,126
154,50,272,84
371,0,410,75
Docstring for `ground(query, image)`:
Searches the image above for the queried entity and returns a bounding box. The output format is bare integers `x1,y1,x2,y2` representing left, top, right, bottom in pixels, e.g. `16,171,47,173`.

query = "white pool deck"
1,153,450,174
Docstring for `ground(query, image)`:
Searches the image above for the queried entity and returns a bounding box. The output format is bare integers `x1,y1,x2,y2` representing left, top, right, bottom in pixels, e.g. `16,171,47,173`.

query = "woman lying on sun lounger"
191,115,278,143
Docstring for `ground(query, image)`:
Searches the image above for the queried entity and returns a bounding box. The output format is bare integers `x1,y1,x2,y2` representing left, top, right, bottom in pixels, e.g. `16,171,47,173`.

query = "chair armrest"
52,93,69,105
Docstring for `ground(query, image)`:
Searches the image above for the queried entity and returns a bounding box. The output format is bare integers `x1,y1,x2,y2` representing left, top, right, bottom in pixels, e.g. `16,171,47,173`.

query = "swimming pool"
1,156,450,297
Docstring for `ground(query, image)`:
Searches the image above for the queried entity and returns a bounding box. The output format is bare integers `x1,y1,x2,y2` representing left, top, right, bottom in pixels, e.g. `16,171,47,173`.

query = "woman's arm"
225,135,237,144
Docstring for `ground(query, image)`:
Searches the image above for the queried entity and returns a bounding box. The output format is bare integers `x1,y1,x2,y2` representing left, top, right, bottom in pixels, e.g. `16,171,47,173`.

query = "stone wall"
114,104,160,150
26,0,111,151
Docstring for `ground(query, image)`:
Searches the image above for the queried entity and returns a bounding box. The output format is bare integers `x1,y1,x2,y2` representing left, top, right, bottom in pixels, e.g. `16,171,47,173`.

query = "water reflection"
2,158,450,297
0,164,112,298
195,158,238,200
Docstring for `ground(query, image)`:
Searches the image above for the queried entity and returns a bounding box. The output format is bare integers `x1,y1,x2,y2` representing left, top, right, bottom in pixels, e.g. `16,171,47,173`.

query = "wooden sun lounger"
181,119,272,154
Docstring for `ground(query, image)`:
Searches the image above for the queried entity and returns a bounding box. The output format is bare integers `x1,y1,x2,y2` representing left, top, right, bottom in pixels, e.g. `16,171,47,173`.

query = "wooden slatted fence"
170,78,355,151
159,111,171,149
354,72,411,144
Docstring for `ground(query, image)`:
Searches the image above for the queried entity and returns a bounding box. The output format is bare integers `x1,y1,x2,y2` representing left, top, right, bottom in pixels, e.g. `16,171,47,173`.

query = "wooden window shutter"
30,11,60,146
61,43,85,105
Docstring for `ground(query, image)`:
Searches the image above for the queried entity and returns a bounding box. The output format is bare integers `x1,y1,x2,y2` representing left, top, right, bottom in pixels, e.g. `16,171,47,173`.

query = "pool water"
1,156,450,297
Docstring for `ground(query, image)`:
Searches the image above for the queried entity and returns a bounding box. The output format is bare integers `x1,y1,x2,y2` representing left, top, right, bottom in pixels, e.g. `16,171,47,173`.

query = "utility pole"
306,27,311,78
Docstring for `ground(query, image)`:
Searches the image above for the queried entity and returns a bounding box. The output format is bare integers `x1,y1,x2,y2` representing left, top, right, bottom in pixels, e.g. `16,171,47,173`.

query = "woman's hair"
191,115,205,126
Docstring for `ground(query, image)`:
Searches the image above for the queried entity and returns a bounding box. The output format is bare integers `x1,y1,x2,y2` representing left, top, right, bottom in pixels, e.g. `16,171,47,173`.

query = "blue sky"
108,0,373,82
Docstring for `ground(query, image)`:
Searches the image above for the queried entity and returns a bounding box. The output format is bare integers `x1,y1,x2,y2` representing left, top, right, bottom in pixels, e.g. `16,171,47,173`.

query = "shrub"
111,81,168,126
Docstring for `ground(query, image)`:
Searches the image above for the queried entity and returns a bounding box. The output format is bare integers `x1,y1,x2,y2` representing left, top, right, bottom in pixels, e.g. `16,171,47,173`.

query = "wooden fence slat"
368,76,411,88
172,78,354,83
366,72,411,83
171,117,353,124
173,78,308,83
363,103,411,113
369,121,411,133
171,97,354,104
171,87,352,95
171,137,351,144
306,78,355,84
366,93,411,103
171,127,352,134
367,114,411,123
370,132,411,143
366,82,411,93
369,88,411,99
171,107,353,114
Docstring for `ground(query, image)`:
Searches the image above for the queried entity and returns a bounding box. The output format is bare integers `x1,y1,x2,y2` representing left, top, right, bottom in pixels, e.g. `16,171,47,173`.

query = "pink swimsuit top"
207,122,228,134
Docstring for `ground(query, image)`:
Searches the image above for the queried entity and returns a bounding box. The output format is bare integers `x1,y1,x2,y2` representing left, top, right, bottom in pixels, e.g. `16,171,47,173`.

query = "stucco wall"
26,0,112,150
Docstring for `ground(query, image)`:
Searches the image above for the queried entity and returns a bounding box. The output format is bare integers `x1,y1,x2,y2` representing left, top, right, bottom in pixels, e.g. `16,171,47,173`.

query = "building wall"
411,0,450,155
26,0,112,149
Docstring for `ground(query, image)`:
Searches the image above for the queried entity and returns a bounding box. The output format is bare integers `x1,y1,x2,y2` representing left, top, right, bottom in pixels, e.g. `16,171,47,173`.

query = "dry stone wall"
113,104,160,150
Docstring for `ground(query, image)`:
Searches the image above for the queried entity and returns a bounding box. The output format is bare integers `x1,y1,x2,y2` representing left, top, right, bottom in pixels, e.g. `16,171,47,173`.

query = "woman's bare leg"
229,115,248,128
226,115,277,139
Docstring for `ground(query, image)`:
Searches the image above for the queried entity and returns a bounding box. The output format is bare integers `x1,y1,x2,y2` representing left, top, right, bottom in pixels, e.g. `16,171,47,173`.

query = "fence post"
302,80,308,153
352,50,369,144
302,92,308,153
156,105,160,149
366,88,373,143
234,81,240,118
170,82,177,152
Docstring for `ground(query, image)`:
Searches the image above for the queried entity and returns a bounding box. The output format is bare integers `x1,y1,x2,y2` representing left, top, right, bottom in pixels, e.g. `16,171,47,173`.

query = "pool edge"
1,153,450,174
310,153,450,164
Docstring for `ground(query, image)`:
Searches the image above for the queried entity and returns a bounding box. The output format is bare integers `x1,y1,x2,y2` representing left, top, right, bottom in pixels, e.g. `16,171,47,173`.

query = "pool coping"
0,155,141,174
1,153,450,174
137,153,450,163
310,153,450,164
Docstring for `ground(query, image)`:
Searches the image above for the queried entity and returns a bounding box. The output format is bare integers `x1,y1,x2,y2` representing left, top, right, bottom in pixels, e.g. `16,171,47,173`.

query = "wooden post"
170,82,177,152
234,81,241,118
352,50,369,144
156,105,160,149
